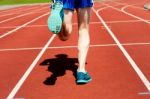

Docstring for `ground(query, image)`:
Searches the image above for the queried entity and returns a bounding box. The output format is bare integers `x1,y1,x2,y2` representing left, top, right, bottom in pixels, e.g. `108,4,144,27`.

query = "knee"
58,24,72,41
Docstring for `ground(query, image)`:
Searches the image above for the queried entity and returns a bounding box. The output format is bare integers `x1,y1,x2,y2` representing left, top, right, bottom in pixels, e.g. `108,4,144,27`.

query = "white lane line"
1,19,150,28
121,5,150,24
110,0,128,5
1,42,150,52
111,0,147,10
0,10,48,18
105,19,150,23
7,34,56,99
0,3,48,15
0,6,28,14
138,91,150,95
0,22,100,28
0,44,116,52
0,5,43,18
93,7,150,91
0,12,49,39
0,24,48,28
0,6,48,24
103,3,150,24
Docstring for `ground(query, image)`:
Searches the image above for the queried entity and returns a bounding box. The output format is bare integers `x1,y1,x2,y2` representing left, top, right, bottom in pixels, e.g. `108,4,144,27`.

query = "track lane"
0,12,49,36
0,6,48,23
14,47,150,99
0,12,50,38
0,23,52,98
97,7,135,22
0,6,52,98
107,22,150,43
0,4,49,16
1,1,150,99
113,0,149,5
0,8,49,27
0,4,48,18
122,6,150,20
0,50,40,99
96,0,150,92
124,45,150,80
11,2,150,98
0,26,51,48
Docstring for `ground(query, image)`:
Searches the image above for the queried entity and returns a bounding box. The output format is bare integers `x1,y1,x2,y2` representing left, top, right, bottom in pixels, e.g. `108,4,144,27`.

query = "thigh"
63,9,73,26
63,9,74,34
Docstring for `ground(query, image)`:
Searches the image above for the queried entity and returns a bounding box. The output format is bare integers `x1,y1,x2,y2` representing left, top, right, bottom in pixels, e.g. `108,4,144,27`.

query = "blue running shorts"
62,0,94,11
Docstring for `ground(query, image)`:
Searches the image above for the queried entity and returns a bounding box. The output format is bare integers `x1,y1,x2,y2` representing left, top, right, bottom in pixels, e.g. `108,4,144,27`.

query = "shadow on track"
40,54,78,85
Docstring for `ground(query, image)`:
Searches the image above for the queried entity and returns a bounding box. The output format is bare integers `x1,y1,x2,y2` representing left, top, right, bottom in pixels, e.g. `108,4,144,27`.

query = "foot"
144,3,150,10
48,1,64,34
76,71,92,84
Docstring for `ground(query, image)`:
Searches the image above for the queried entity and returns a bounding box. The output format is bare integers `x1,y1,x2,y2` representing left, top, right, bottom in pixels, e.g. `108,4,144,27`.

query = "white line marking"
0,4,48,18
0,5,40,17
0,22,100,28
0,6,28,14
1,42,150,52
105,19,150,24
7,34,56,99
93,7,150,91
1,19,150,29
127,5,146,10
121,5,150,24
138,91,150,95
110,0,149,10
0,6,48,24
110,0,128,5
0,12,49,39
0,44,117,52
0,3,48,15
103,3,150,24
0,10,48,18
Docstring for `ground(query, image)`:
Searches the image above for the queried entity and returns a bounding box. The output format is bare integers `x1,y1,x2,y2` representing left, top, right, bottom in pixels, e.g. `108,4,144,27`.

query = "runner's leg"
58,9,73,41
76,7,92,72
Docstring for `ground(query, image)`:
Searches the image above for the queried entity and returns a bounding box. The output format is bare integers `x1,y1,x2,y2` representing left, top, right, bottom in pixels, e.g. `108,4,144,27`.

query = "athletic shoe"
48,1,64,34
76,71,92,84
144,3,150,10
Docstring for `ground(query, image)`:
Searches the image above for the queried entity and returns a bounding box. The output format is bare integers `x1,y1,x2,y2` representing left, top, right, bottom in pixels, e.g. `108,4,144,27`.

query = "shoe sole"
48,3,63,34
77,78,92,84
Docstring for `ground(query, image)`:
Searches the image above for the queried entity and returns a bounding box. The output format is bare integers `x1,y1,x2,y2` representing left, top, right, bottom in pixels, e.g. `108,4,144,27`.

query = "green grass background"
0,0,52,5
0,0,105,5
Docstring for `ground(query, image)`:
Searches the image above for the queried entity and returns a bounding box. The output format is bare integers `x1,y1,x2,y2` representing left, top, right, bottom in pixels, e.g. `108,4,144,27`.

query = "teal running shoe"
48,1,64,34
76,71,92,84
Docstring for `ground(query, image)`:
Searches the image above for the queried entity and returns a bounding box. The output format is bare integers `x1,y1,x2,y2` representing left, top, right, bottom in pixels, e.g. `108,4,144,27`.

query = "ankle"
77,69,86,73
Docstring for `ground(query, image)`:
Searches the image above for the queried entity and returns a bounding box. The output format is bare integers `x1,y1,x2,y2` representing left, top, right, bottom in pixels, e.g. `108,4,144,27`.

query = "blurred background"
0,0,52,5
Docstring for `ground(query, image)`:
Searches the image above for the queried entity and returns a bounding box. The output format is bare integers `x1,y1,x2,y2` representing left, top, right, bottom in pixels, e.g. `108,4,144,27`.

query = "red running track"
0,0,150,99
